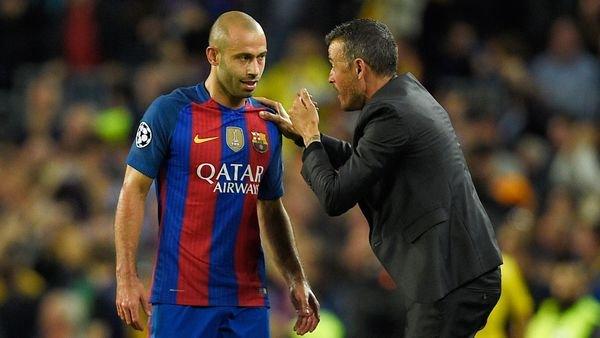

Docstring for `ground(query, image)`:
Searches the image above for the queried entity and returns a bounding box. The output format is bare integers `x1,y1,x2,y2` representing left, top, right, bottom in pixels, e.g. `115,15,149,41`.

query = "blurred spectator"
577,0,600,53
38,289,87,338
359,0,427,39
425,20,480,85
531,17,600,121
525,262,600,338
547,117,600,195
64,0,101,71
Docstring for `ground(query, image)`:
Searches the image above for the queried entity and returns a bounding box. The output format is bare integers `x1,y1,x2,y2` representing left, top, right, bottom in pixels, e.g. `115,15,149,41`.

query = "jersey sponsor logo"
196,163,264,195
226,126,244,152
135,122,152,148
194,135,219,144
251,131,268,153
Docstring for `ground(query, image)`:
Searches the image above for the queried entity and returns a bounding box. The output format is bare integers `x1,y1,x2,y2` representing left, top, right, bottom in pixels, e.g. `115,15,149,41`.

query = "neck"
205,71,246,109
365,73,396,101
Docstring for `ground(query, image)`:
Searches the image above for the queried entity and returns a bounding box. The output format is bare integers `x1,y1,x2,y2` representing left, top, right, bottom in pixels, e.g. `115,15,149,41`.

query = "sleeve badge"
135,122,152,148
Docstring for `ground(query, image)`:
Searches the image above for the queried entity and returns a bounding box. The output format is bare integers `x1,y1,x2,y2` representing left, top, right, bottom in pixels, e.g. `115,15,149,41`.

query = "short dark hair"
325,19,398,76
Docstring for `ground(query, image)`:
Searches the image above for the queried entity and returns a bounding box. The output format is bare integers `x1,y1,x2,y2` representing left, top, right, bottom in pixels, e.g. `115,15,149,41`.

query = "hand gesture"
289,89,321,146
290,280,320,335
254,96,304,145
116,275,151,331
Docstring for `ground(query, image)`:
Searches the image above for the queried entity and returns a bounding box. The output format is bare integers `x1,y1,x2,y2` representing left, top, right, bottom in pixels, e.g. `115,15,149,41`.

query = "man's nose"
248,59,260,77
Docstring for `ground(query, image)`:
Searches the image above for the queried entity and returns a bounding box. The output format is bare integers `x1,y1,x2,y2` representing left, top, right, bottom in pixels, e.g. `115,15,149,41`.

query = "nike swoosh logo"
194,135,219,144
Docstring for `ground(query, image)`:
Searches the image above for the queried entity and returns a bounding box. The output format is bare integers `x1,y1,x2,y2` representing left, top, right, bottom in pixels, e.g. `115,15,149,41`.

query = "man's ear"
206,46,219,66
354,58,366,80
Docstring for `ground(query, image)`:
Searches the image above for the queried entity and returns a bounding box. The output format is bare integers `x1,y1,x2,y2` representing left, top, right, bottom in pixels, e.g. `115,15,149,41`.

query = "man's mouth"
241,80,258,91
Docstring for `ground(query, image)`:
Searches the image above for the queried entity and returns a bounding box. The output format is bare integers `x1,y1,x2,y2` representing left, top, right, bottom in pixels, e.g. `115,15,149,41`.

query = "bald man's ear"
206,46,220,66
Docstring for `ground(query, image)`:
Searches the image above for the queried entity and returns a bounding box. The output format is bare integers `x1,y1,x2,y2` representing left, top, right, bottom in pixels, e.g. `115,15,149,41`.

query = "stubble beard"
342,89,365,111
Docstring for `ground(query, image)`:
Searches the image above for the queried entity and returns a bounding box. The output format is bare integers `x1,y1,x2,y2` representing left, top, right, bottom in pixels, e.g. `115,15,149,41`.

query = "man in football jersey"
114,11,320,337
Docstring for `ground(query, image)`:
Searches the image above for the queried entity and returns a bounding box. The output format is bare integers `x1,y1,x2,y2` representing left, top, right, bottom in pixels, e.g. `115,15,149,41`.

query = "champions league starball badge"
135,122,152,148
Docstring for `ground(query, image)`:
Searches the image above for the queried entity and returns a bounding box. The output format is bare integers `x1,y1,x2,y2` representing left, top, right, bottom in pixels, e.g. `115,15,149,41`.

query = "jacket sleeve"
301,105,410,216
320,134,353,169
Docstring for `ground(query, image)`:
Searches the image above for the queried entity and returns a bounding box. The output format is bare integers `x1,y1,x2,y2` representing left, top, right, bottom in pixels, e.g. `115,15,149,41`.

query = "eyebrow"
234,51,267,57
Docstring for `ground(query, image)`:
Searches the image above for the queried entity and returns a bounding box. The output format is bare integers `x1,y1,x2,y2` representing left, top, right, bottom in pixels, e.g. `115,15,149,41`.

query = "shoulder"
152,85,200,112
246,98,281,136
144,85,204,124
247,98,277,114
361,100,401,125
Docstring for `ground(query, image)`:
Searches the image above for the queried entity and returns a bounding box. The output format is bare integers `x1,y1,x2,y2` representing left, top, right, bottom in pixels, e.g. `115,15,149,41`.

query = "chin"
339,93,365,111
341,100,363,111
235,89,253,98
340,104,354,111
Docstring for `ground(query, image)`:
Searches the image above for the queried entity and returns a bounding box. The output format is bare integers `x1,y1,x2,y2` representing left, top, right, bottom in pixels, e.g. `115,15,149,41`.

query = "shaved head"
209,11,264,49
204,11,267,108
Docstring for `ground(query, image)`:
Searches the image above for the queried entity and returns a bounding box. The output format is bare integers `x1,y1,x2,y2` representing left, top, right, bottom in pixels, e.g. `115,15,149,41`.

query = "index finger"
292,95,304,109
300,89,316,108
253,97,280,111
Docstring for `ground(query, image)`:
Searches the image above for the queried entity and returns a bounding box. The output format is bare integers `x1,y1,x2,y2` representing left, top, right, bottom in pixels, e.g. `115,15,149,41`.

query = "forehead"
328,40,346,61
224,28,267,54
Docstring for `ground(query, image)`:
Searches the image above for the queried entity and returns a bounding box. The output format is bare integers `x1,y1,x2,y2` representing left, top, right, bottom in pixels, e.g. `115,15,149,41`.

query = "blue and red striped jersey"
126,84,283,307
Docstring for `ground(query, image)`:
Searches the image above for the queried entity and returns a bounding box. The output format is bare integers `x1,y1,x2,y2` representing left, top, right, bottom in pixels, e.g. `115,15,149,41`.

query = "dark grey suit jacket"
301,73,502,302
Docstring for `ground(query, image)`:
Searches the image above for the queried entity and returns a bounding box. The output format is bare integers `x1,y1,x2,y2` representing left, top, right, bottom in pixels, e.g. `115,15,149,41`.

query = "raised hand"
289,89,321,146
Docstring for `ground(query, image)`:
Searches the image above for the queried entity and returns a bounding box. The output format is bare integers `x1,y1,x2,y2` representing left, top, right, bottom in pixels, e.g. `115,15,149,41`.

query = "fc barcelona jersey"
126,84,283,307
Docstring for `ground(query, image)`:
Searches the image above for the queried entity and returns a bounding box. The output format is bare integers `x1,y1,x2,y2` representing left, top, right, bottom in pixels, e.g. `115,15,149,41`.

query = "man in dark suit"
258,19,502,337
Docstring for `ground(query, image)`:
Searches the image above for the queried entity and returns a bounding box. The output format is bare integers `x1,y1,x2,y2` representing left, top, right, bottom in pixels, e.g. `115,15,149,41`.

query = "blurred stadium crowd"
0,0,599,337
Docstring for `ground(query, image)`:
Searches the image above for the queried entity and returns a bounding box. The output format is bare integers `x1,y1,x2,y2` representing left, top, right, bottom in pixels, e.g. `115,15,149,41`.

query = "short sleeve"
126,96,179,178
258,129,284,200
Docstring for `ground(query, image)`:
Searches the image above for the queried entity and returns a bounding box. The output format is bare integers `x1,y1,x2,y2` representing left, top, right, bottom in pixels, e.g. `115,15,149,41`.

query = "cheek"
339,77,355,95
222,60,241,78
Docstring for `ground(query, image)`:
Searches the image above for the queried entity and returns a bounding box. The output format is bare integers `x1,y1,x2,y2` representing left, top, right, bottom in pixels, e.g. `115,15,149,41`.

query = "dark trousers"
403,267,501,338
